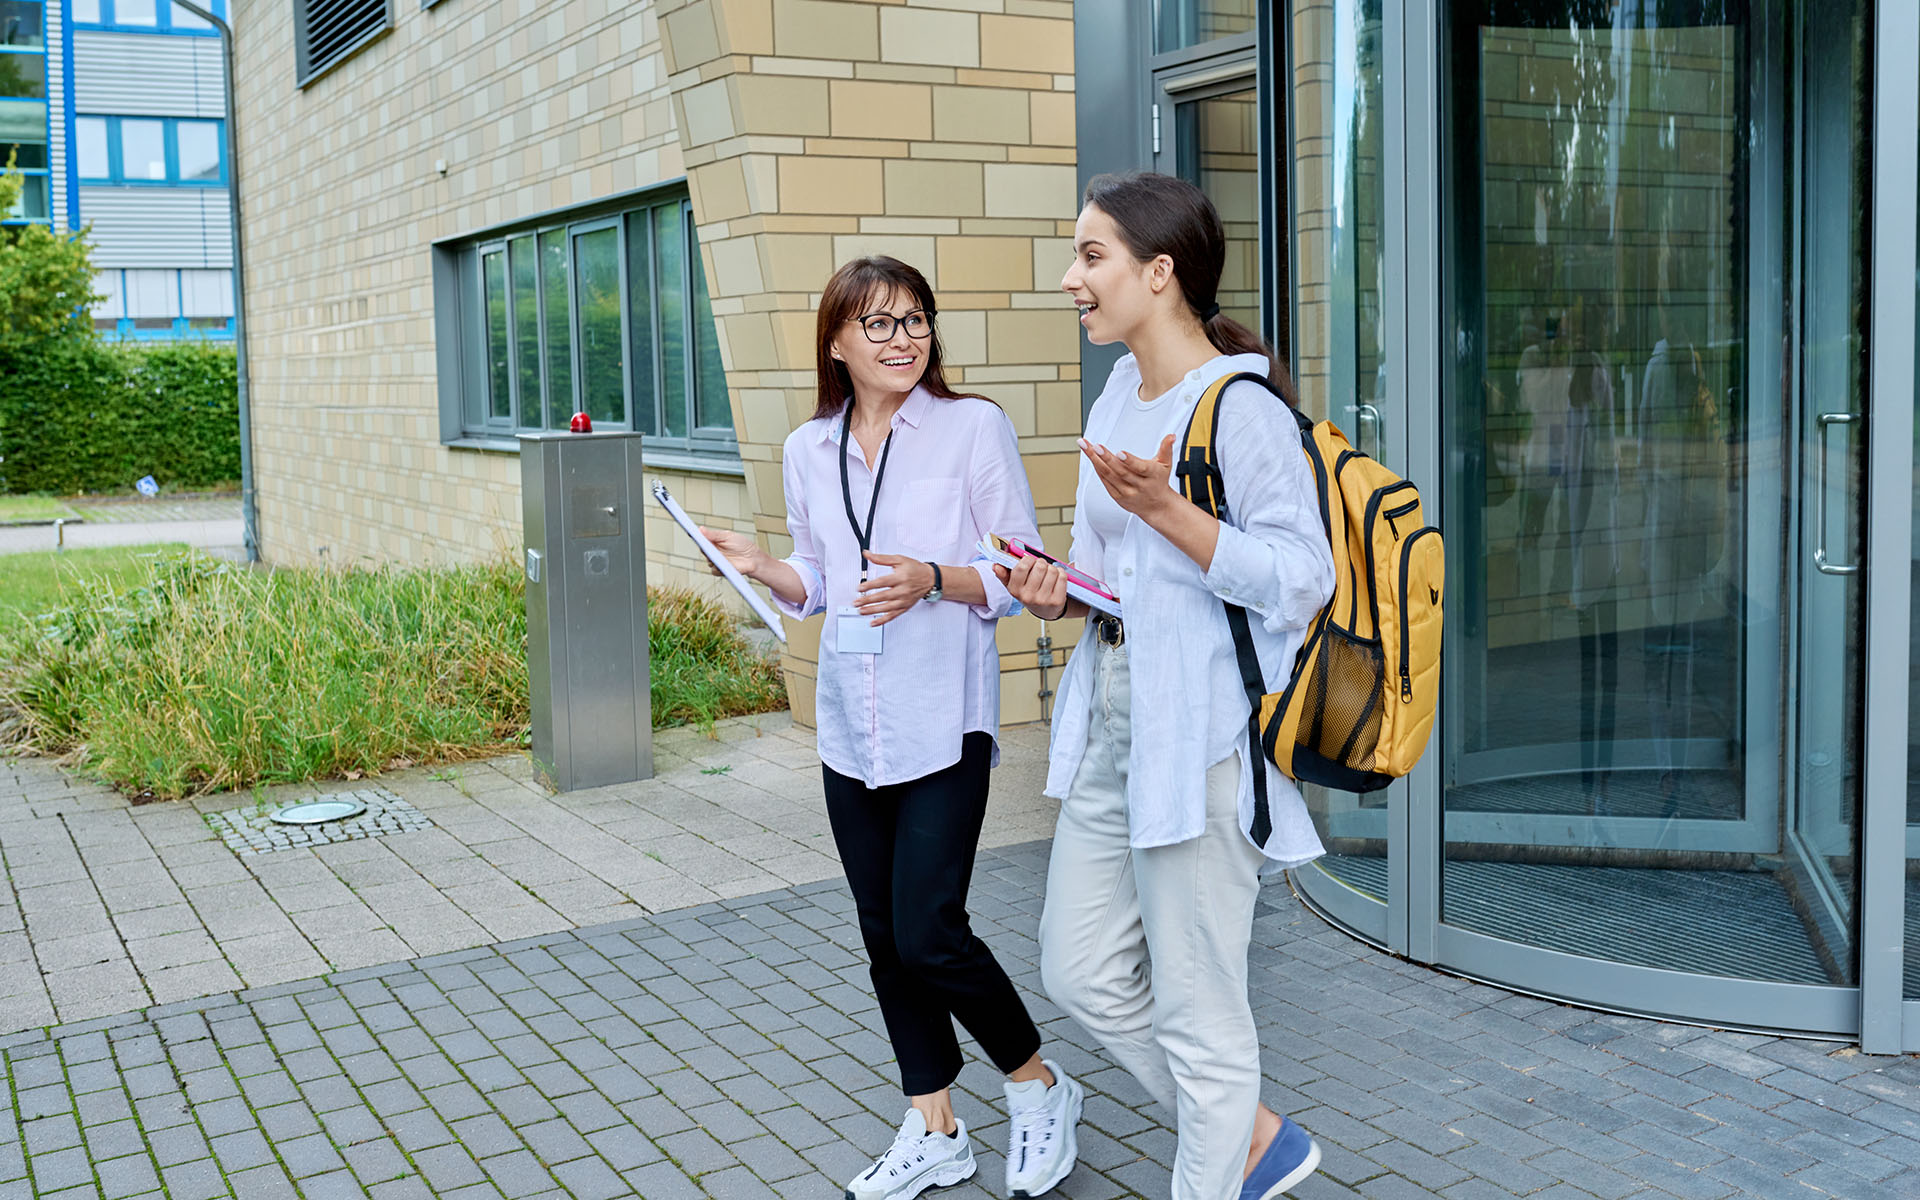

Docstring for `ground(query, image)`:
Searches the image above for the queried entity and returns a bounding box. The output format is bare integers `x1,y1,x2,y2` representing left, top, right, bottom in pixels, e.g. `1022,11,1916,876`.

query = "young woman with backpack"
999,172,1335,1200
702,256,1084,1200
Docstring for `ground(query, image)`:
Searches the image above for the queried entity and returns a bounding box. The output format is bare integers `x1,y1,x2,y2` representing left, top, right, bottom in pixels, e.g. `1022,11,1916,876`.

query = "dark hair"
813,256,976,421
1081,171,1297,404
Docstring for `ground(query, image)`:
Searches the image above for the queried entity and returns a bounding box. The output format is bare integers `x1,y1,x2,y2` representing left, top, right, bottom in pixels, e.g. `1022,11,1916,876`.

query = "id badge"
836,606,884,655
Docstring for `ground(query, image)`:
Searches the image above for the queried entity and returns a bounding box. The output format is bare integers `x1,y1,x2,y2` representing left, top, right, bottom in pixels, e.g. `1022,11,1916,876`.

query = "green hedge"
0,340,240,495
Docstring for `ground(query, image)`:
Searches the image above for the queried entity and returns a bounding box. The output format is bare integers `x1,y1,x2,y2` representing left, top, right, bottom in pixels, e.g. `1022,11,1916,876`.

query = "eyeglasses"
847,309,933,343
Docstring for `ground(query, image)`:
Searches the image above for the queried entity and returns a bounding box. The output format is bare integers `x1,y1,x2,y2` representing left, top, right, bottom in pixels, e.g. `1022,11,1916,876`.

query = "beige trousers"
1039,640,1267,1200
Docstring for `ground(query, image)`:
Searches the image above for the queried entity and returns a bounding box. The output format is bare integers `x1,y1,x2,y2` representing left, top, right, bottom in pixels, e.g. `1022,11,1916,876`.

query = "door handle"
1813,411,1860,576
1347,403,1384,458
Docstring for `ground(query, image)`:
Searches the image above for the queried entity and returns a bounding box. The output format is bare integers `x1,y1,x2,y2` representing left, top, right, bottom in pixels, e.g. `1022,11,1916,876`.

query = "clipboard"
976,536,1124,617
651,480,788,643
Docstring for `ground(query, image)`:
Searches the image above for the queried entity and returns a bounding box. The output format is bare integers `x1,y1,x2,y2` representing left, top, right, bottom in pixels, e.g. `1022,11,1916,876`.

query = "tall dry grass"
0,551,786,800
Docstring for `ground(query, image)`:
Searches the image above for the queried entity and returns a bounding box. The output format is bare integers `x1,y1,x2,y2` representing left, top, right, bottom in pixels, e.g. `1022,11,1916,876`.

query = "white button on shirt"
775,387,1042,788
1046,353,1335,865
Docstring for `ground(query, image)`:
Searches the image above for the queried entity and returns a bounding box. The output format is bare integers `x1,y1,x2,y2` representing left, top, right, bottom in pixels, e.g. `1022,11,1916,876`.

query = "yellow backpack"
1177,372,1443,815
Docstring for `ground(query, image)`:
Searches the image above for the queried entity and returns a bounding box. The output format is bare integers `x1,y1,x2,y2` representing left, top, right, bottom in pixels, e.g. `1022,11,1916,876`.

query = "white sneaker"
845,1109,977,1200
1003,1060,1082,1197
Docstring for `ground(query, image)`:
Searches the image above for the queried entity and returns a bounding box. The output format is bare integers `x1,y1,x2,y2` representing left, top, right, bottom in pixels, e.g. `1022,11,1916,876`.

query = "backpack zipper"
1383,497,1419,540
1361,481,1417,638
1398,528,1440,702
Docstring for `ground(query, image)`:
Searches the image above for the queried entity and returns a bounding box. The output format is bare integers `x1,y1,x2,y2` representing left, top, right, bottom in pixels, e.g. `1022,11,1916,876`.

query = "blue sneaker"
1238,1116,1321,1200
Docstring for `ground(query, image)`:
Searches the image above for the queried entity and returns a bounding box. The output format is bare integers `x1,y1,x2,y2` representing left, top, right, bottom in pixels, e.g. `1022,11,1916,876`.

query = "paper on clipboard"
651,480,787,643
975,537,1123,617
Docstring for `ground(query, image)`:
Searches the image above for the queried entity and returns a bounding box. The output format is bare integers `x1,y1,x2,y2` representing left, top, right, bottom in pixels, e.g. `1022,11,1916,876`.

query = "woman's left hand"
855,553,938,625
1082,434,1179,520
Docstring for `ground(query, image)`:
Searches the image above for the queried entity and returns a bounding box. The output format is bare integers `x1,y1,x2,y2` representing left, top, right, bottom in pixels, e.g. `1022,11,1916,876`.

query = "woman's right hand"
700,527,768,580
996,555,1073,620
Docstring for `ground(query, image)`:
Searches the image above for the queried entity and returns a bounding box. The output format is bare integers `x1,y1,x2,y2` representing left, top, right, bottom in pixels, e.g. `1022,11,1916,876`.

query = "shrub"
0,551,788,800
0,340,240,495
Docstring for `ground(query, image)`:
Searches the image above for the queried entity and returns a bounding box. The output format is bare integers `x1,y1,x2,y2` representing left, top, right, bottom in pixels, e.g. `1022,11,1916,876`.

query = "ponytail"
1083,171,1298,407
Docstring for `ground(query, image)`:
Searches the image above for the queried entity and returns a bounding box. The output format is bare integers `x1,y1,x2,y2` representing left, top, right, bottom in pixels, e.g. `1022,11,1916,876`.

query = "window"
75,116,226,185
71,0,225,32
450,189,736,458
293,0,389,87
0,0,46,224
1,1,44,47
92,267,235,337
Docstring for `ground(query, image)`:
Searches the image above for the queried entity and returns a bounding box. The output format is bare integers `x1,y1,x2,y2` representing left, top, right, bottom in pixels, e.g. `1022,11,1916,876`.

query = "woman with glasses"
703,256,1084,1200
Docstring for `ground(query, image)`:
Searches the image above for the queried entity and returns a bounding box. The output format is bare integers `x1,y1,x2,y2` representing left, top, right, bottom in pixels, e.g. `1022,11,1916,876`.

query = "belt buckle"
1095,614,1124,646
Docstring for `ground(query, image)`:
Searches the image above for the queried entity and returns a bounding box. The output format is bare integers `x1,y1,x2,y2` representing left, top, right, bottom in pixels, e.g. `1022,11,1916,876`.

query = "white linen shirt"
775,387,1042,788
1045,353,1335,865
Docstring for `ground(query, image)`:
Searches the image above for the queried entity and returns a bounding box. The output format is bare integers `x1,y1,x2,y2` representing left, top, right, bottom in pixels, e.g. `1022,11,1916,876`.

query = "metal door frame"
1290,0,1920,1043
1864,0,1920,1055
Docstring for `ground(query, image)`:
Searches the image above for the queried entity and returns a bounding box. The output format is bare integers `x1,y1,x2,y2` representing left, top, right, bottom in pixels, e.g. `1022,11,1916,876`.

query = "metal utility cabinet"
520,430,653,791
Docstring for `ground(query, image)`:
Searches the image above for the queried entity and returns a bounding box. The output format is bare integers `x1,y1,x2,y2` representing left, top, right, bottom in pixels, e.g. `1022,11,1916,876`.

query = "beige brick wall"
656,0,1085,726
233,0,1084,726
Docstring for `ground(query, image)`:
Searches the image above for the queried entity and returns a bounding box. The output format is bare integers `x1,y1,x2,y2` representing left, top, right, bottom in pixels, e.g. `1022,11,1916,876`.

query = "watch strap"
925,562,943,601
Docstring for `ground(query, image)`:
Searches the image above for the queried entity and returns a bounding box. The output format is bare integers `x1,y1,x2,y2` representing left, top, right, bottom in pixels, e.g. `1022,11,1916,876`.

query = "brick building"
228,1,1920,1049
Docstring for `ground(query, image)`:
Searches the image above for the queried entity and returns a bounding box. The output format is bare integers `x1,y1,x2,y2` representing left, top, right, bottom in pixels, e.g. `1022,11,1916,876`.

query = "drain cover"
270,798,369,826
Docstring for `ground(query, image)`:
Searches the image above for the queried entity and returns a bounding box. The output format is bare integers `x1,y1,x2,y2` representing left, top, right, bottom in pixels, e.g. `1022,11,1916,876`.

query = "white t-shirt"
1081,383,1181,547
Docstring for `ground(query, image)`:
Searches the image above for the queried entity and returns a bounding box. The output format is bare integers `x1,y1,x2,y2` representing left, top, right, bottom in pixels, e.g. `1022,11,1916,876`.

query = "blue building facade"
4,0,233,339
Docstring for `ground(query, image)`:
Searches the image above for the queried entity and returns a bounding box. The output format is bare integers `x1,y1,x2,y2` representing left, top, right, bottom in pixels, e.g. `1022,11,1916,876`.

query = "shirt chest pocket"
893,478,964,557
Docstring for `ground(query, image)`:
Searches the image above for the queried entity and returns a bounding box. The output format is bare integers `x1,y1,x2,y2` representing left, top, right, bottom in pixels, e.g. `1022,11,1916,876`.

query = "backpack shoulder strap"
1176,370,1278,521
1176,369,1285,849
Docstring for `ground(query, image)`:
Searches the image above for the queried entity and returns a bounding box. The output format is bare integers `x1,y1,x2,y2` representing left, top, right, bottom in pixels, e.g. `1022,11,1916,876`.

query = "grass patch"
0,495,82,525
0,543,190,619
0,550,787,800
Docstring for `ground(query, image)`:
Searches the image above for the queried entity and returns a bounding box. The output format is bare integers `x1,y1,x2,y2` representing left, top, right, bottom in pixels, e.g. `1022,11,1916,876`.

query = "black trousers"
822,731,1042,1096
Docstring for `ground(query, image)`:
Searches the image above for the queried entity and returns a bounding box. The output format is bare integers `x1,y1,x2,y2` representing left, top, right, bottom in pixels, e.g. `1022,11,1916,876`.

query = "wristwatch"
923,562,943,603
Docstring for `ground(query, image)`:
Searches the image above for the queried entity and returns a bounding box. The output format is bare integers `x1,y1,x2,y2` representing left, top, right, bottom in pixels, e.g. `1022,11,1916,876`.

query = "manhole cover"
271,798,369,825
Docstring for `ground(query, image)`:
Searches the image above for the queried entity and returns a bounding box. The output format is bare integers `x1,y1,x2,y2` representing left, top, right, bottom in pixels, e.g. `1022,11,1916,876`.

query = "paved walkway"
4,725,1920,1198
0,717,1058,1032
0,495,243,556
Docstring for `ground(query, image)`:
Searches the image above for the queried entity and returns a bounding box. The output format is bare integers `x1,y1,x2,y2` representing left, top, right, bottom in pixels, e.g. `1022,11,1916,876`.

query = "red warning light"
569,412,593,433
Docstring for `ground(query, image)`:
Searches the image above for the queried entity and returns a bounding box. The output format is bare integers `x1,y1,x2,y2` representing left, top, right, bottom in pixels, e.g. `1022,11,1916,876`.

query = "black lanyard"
839,405,897,582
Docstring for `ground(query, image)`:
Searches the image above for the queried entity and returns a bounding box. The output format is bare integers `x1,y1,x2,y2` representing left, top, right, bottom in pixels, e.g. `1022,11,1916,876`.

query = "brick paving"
0,717,1059,1032
4,840,1919,1200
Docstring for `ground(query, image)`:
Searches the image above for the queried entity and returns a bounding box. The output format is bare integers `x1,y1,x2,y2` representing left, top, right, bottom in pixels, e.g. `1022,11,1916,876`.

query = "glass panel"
481,249,511,423
539,228,572,430
653,202,688,440
0,2,46,48
0,98,43,141
0,139,46,170
176,121,219,182
121,118,166,181
6,169,44,219
72,0,100,24
509,235,539,430
573,225,624,427
116,0,156,25
1286,0,1388,917
75,117,107,178
624,209,657,436
170,2,209,31
0,49,46,100
1173,85,1259,334
1440,0,1867,988
688,214,730,432
1154,0,1254,53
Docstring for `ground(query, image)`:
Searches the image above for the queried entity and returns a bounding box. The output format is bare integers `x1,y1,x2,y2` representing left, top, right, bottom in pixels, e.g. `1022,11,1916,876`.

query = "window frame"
74,114,226,186
440,184,739,467
70,0,227,36
0,2,49,227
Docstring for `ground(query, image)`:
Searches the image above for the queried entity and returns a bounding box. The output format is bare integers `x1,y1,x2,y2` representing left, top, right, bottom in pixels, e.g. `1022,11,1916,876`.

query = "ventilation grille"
297,0,388,84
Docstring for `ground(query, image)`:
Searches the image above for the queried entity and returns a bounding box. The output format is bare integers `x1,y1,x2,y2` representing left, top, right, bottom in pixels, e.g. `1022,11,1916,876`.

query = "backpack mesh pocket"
1301,626,1386,771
